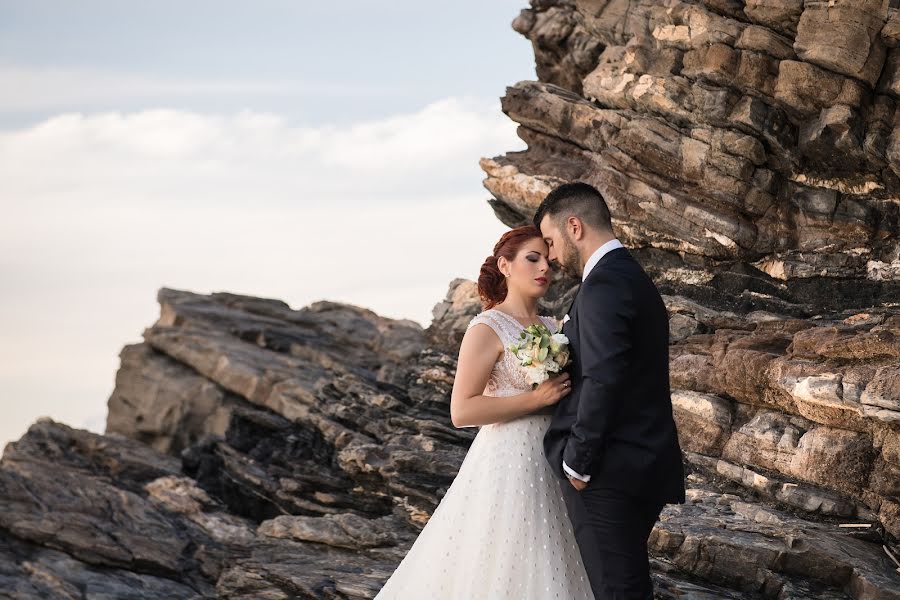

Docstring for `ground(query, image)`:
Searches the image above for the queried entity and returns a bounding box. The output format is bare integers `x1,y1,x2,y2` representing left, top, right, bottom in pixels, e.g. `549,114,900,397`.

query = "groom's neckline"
583,246,629,284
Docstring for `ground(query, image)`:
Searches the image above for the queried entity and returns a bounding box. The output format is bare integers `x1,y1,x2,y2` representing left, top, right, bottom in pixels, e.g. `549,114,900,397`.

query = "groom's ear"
567,216,585,241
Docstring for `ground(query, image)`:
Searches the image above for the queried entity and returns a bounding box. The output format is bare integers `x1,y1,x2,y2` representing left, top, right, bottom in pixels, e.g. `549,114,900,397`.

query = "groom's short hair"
532,182,613,233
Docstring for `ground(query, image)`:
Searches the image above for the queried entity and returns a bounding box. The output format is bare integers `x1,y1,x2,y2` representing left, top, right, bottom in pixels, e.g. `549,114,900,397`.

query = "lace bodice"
466,309,560,397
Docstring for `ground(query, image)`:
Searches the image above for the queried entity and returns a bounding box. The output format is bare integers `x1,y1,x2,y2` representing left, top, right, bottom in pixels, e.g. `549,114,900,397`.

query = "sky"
0,1,536,447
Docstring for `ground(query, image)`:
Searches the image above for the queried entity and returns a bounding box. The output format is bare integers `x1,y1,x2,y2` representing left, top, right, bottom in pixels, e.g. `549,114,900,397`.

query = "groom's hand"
568,476,587,491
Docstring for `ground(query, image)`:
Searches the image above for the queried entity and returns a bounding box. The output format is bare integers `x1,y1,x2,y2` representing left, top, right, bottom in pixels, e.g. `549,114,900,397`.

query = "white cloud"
0,99,523,448
0,65,407,112
0,97,514,202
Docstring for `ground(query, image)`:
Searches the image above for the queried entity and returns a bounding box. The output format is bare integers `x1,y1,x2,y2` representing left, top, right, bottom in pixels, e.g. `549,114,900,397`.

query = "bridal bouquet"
508,323,571,388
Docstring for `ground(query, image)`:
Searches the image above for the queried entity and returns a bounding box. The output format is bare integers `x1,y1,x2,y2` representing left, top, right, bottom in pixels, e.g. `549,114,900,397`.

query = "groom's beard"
560,235,581,278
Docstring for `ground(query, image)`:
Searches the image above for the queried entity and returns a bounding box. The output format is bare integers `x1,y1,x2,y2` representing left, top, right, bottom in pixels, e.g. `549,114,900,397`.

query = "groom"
535,182,685,599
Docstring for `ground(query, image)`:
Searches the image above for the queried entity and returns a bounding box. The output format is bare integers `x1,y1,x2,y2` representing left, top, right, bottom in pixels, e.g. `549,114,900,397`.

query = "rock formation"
497,0,900,542
2,1,900,599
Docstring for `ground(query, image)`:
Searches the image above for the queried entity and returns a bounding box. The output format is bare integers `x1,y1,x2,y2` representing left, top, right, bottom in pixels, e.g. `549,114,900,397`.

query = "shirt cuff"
563,460,591,482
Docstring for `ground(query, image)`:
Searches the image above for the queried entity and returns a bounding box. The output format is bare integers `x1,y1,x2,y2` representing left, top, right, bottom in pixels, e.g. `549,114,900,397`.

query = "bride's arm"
450,323,570,428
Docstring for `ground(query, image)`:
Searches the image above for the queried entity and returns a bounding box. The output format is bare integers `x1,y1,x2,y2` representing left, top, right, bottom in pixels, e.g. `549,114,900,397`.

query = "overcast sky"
0,1,535,447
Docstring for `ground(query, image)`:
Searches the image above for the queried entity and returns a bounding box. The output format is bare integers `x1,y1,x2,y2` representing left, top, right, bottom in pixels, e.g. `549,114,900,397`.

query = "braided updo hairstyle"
477,225,543,309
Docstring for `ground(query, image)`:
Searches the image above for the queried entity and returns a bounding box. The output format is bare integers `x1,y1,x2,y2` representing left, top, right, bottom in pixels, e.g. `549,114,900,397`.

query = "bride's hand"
532,372,571,407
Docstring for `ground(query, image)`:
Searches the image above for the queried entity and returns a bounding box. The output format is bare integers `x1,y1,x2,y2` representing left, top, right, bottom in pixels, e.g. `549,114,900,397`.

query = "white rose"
526,364,549,386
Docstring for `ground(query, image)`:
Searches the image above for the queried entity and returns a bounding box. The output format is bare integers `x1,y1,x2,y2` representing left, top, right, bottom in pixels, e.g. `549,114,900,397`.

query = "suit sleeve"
562,271,633,476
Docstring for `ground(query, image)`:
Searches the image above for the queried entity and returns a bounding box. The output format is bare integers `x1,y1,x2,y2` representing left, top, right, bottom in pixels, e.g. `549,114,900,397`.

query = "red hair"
477,225,543,309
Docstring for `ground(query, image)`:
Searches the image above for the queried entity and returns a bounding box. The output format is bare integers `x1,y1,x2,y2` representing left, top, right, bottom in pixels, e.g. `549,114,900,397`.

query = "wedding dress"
375,308,594,599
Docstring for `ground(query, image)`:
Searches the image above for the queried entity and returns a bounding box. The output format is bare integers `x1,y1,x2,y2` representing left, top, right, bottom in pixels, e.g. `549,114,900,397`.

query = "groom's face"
539,214,581,278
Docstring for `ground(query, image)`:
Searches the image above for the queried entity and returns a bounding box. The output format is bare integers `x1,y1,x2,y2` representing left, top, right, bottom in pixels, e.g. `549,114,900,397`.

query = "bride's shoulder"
463,310,506,352
466,308,500,331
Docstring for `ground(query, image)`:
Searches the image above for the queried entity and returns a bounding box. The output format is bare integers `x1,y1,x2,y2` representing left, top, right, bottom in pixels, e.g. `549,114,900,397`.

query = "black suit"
543,246,685,600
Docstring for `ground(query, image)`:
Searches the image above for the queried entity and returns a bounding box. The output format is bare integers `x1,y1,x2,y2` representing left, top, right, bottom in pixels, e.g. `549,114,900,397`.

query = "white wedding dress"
375,309,594,599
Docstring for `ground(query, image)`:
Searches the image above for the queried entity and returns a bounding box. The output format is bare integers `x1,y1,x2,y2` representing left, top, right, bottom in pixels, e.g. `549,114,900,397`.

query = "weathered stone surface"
0,535,205,600
743,0,804,38
258,514,399,550
3,281,898,598
672,390,734,455
513,1,606,95
786,427,875,497
688,452,860,518
653,480,900,599
664,310,900,539
107,342,237,454
426,278,482,353
0,421,219,594
487,0,900,301
794,0,889,88
721,411,805,475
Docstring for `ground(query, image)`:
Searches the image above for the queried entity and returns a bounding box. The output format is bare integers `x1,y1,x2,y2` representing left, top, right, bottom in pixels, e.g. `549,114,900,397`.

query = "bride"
375,226,594,599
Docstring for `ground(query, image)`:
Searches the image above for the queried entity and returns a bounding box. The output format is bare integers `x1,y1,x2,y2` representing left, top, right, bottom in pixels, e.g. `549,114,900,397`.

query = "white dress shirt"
562,238,623,483
581,239,623,282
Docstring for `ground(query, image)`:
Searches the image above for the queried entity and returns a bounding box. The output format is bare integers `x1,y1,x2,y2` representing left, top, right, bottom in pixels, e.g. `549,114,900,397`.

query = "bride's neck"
496,294,538,318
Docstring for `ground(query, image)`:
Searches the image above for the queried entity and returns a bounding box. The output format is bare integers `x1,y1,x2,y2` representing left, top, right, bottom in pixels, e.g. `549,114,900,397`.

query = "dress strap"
467,310,518,345
468,309,559,344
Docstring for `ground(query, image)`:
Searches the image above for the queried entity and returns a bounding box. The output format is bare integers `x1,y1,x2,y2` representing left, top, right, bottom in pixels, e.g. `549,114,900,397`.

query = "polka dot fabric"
375,311,593,599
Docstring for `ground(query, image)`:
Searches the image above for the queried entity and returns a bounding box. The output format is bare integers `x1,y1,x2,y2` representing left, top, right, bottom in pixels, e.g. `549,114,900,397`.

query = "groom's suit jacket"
543,247,686,505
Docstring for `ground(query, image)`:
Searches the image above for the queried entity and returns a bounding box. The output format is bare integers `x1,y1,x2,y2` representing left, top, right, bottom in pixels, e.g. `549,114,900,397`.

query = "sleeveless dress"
375,309,594,599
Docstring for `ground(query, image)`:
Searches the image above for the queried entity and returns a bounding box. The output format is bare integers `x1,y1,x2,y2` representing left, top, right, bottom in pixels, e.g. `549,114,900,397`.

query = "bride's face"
501,238,552,299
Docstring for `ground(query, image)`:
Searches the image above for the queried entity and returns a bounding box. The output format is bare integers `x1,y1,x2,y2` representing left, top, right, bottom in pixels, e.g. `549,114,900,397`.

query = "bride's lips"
535,277,548,285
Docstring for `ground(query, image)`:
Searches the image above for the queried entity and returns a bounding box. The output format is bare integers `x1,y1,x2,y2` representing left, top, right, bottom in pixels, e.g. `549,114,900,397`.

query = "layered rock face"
495,0,900,531
3,287,896,599
490,0,900,313
2,1,900,599
2,289,467,598
486,0,900,595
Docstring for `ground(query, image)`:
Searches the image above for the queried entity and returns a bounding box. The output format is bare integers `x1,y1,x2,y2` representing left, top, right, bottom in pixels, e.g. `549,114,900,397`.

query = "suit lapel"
566,247,627,320
565,247,628,367
565,288,579,322
562,284,579,346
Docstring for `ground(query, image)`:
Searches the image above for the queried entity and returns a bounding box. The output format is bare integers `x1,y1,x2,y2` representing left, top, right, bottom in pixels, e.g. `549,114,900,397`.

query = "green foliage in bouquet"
507,323,571,387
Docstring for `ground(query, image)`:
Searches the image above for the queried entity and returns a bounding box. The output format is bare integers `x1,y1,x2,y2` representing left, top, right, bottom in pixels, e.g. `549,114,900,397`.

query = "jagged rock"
721,411,807,475
486,0,900,303
0,535,206,600
743,1,804,38
671,390,734,455
653,480,900,599
425,278,481,353
513,0,606,95
3,281,898,598
0,421,220,594
107,342,238,454
794,0,888,88
666,310,900,537
258,514,400,549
